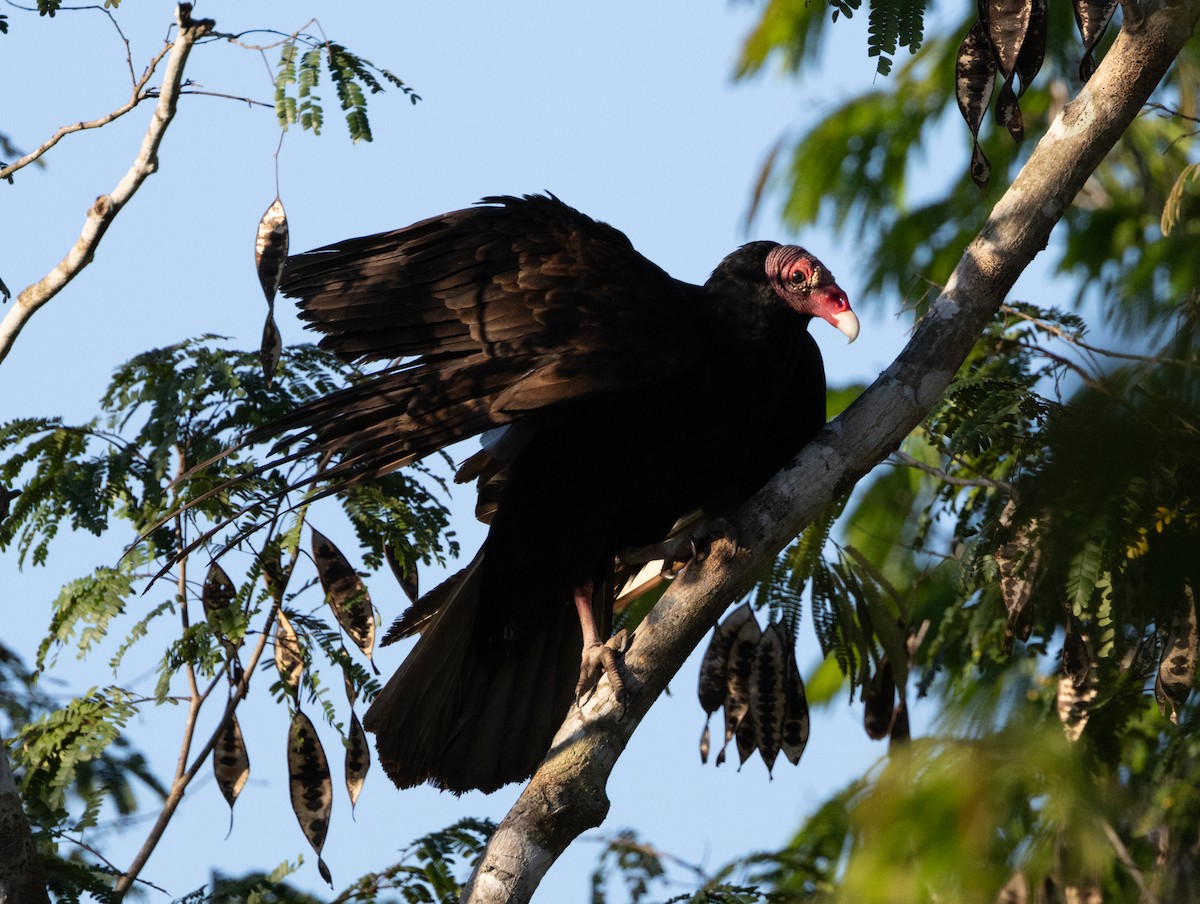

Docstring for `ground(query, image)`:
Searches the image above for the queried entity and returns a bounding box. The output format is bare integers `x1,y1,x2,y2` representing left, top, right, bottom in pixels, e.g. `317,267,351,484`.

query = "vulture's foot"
575,628,631,716
621,518,742,575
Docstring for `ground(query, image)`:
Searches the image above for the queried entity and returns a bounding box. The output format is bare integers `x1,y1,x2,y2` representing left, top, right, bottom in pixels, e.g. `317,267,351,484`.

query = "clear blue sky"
1,2,965,900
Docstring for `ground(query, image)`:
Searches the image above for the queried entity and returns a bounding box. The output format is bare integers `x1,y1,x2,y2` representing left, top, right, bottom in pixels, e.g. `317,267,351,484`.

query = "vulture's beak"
833,309,860,344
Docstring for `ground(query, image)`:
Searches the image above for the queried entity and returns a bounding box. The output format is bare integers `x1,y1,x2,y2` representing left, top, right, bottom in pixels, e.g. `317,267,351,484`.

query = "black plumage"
269,194,858,793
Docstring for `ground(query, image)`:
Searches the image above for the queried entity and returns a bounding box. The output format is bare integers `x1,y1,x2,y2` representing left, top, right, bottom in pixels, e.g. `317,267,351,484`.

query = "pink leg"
573,581,628,713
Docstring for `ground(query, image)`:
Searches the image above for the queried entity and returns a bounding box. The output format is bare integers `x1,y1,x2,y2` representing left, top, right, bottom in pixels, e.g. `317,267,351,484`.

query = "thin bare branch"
0,4,214,367
0,41,170,181
1002,304,1199,369
459,2,1200,900
889,449,1013,491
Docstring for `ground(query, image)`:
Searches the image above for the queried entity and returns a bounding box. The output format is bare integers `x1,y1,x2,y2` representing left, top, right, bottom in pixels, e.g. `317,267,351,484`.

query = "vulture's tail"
363,550,583,794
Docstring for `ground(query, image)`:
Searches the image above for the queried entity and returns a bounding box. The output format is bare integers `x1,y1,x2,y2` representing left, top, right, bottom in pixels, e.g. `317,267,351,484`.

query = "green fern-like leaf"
867,0,900,75
1066,538,1104,617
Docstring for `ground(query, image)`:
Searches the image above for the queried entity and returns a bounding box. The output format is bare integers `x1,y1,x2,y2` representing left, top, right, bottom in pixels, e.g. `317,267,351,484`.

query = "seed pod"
697,603,754,763
274,609,304,698
980,0,1032,81
955,20,996,188
261,309,282,388
201,563,236,617
1014,0,1047,96
719,608,762,767
780,630,810,766
212,713,250,833
202,563,243,682
1072,0,1118,82
311,528,377,672
254,197,289,305
287,710,333,885
750,621,788,774
995,500,1039,655
1058,624,1096,742
345,711,369,814
1155,586,1197,724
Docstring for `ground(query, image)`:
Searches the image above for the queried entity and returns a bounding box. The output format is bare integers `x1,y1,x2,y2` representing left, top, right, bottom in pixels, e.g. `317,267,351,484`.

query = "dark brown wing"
261,194,709,489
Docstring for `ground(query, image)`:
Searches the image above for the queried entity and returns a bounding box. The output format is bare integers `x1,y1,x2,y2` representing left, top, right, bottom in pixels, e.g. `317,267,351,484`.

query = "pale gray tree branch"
0,4,214,367
460,1,1200,900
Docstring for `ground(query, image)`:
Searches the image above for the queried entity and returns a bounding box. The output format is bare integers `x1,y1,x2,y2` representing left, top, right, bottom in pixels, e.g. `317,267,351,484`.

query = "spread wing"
259,193,711,489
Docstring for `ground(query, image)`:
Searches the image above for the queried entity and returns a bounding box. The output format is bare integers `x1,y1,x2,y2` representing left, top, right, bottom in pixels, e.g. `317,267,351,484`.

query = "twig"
0,41,170,181
1001,304,1199,369
1100,819,1156,903
889,449,1013,492
0,4,214,367
52,831,171,896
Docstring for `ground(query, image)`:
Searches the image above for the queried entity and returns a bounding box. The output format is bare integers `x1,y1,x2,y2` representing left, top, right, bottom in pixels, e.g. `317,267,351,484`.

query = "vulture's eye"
789,268,808,285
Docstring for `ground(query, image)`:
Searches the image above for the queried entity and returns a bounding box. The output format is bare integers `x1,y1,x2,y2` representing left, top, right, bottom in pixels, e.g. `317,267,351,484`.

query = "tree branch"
0,4,214,367
459,1,1200,900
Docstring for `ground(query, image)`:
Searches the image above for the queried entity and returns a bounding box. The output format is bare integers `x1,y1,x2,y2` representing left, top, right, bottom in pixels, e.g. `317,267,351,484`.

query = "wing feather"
267,194,709,486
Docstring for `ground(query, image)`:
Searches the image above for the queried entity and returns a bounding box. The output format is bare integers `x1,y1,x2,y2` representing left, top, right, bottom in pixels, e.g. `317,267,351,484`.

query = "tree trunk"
0,745,50,904
459,0,1200,900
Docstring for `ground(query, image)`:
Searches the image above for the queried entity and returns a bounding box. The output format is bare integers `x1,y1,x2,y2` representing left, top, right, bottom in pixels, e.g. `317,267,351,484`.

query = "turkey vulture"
268,194,857,793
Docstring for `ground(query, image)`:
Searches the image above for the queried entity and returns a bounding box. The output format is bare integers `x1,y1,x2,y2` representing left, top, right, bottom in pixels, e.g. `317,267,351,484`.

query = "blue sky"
1,2,952,900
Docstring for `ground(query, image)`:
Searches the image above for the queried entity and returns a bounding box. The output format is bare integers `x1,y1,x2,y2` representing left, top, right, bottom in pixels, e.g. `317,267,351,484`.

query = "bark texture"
460,1,1200,900
0,745,50,904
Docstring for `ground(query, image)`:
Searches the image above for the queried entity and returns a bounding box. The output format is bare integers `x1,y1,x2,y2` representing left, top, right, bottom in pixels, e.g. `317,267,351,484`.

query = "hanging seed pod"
1155,586,1197,724
863,656,897,740
311,528,377,672
995,500,1039,655
254,197,289,305
719,608,762,767
202,563,243,682
212,713,250,835
980,0,1032,81
780,627,810,766
697,603,754,763
955,20,997,188
1058,624,1096,742
1072,0,1119,82
1014,0,1047,96
345,711,369,815
274,609,304,699
261,309,282,388
201,563,236,616
750,621,788,774
287,710,334,885
981,0,1032,143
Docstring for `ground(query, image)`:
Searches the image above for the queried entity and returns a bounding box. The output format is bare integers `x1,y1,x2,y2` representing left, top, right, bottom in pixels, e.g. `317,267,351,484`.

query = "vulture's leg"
574,581,629,715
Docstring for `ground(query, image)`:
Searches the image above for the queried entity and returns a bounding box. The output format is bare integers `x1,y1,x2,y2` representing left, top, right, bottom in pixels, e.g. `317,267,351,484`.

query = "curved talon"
575,630,630,718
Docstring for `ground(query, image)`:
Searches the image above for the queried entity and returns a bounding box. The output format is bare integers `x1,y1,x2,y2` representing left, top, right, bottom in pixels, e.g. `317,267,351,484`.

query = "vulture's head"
765,245,858,343
707,241,859,344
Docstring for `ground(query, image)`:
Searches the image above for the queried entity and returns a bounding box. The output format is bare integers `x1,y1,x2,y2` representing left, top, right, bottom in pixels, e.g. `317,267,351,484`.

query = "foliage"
0,338,456,899
742,0,1200,329
274,37,420,142
577,6,1200,898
